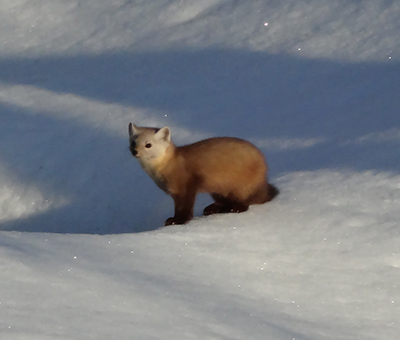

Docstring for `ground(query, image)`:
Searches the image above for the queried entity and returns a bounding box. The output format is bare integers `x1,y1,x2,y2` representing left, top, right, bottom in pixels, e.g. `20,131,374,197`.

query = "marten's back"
177,137,268,199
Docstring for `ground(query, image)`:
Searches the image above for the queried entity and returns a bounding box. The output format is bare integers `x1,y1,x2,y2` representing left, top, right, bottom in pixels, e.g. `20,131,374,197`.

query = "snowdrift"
0,1,399,339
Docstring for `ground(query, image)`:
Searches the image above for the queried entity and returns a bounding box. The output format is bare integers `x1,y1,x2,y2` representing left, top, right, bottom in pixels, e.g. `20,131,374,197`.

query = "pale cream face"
129,124,171,163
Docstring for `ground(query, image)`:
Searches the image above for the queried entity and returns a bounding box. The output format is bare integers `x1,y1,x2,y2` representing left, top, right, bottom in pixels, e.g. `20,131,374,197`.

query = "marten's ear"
156,126,171,142
129,123,139,137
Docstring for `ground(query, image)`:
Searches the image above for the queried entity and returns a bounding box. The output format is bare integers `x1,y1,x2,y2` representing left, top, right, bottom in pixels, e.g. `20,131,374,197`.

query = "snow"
0,0,399,339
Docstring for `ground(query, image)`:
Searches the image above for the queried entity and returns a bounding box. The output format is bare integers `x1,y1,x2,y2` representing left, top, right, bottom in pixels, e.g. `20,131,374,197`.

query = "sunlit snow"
0,1,399,339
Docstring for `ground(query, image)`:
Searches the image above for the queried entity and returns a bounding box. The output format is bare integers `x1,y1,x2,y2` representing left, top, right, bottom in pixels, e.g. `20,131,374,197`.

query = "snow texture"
0,1,399,339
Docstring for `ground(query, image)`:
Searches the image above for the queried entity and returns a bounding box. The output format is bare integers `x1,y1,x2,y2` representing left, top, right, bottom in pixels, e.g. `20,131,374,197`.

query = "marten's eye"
145,143,152,148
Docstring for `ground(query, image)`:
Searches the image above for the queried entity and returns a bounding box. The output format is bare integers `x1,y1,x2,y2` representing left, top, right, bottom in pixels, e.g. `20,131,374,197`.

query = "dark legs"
203,194,248,216
164,183,279,225
165,191,196,226
164,189,255,225
165,191,248,225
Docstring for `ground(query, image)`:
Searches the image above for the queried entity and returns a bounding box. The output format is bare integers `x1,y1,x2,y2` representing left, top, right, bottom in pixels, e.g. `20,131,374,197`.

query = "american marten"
129,123,278,226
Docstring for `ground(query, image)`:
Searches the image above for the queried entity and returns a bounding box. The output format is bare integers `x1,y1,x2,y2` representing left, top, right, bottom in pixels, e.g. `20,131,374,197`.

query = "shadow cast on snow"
0,48,399,234
0,104,161,234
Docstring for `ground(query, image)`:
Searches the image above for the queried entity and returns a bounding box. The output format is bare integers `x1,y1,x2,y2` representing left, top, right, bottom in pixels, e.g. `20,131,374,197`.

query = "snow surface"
0,1,399,339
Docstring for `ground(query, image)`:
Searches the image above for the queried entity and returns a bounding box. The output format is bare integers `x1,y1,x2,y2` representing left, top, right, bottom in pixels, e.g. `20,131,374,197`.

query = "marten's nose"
130,147,138,156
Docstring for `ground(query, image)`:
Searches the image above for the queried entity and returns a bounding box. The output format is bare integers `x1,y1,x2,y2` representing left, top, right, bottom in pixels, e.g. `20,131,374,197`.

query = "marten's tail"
247,182,279,205
267,183,279,201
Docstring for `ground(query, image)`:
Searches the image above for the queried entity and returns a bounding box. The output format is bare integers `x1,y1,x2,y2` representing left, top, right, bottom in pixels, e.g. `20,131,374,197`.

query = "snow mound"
0,1,399,339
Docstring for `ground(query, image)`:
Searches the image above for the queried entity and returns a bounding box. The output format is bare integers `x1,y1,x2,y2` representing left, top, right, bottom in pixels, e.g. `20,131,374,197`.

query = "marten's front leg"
165,190,196,226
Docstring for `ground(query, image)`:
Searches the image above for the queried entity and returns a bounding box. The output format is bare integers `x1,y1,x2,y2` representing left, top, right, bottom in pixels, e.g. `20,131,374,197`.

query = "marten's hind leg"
203,193,248,216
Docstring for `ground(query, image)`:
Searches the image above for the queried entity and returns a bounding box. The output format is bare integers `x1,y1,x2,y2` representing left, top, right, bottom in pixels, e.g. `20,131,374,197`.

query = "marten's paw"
164,217,189,226
203,203,225,216
165,217,178,226
204,202,248,216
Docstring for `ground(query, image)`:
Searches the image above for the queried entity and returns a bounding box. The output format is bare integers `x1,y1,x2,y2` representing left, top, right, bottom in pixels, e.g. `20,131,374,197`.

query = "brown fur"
143,137,278,225
128,124,278,225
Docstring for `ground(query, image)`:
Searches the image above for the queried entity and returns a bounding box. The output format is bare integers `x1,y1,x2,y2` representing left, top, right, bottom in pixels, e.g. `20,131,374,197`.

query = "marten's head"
128,123,171,162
